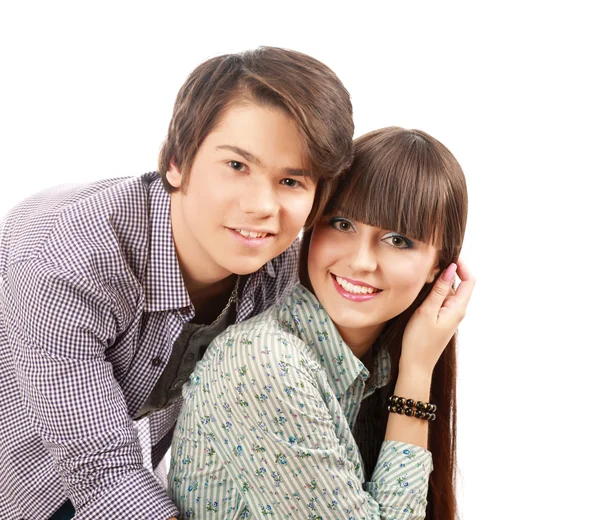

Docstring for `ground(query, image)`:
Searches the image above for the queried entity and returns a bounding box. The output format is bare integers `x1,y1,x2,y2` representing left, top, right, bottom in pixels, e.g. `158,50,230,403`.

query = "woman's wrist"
394,360,433,401
398,358,434,381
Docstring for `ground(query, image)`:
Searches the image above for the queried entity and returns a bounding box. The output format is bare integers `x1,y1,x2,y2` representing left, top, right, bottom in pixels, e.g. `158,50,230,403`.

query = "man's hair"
158,46,354,227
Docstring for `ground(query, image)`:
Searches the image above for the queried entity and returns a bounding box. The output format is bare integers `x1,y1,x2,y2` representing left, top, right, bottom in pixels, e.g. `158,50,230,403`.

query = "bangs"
325,127,460,246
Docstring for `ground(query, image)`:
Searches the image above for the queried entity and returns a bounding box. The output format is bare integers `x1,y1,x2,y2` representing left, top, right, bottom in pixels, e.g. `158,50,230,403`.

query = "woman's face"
307,214,440,351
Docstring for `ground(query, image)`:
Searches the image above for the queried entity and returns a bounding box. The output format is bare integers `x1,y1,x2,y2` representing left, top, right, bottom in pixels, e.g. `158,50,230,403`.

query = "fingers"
452,258,476,309
421,262,457,314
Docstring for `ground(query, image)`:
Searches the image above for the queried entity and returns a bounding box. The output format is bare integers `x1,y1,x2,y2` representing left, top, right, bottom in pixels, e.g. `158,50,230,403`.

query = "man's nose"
239,177,278,218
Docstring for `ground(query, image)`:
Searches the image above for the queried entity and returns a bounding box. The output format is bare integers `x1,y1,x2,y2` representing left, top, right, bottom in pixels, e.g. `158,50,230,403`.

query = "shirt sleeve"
168,328,432,519
367,441,433,518
6,259,178,519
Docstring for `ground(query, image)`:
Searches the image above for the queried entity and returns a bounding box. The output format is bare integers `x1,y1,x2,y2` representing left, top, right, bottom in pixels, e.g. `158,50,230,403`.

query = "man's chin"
225,258,271,276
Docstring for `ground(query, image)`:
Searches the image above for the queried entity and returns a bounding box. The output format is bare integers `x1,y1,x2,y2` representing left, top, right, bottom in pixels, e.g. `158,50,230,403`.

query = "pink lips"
331,274,381,302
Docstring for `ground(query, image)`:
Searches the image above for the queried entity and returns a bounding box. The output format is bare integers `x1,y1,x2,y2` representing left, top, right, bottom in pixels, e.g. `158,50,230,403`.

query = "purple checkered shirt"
0,172,300,519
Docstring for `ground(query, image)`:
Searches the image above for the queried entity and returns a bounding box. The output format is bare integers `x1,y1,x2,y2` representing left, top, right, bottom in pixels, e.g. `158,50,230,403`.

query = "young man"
0,47,353,519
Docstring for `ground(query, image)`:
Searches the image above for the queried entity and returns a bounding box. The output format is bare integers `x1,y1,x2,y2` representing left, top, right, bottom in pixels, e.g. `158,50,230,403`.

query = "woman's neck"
336,323,384,360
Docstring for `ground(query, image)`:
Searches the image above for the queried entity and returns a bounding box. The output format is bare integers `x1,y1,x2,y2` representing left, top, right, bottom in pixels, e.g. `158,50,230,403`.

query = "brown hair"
158,46,354,227
299,127,468,519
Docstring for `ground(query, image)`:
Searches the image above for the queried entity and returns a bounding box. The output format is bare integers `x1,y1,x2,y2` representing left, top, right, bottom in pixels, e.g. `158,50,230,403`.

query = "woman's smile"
331,273,381,301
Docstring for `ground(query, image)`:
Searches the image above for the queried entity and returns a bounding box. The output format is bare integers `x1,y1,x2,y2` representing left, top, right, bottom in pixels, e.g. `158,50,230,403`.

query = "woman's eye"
280,178,300,188
329,217,355,232
382,234,413,249
228,160,246,171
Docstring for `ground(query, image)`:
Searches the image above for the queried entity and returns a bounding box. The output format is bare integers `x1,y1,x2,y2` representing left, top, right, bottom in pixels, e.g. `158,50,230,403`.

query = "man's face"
168,102,315,284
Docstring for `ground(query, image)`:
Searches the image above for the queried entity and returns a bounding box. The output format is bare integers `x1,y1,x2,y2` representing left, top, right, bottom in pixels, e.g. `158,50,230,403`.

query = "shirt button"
185,353,195,363
151,357,162,367
172,378,184,389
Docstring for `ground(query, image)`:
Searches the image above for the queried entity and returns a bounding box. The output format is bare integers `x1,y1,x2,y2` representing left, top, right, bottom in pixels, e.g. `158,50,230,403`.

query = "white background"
1,1,598,518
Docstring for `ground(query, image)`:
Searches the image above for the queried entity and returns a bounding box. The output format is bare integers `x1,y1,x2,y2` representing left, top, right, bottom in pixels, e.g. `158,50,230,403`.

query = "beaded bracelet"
387,395,437,421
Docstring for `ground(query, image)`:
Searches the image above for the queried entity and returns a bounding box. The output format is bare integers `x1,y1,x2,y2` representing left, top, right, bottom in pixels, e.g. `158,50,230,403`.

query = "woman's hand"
400,258,475,375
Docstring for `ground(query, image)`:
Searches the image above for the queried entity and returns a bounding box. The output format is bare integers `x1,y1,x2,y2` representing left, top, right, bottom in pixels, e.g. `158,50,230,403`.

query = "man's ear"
166,159,183,189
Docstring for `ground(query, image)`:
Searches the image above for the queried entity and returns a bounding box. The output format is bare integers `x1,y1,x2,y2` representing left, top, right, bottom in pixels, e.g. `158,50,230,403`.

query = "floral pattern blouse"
168,285,433,519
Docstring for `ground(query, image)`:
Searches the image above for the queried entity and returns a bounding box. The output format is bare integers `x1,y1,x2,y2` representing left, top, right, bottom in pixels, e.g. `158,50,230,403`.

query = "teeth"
335,276,376,295
236,229,268,239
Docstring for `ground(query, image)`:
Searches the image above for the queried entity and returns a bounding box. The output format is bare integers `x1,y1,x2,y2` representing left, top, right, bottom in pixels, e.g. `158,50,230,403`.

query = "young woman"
168,127,474,519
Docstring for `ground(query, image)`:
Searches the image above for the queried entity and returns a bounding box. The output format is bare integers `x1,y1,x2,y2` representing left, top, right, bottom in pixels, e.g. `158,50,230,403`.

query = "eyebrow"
216,145,309,177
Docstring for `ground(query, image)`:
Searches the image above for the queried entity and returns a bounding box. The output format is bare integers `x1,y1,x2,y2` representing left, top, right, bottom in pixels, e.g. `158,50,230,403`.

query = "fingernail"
442,263,457,282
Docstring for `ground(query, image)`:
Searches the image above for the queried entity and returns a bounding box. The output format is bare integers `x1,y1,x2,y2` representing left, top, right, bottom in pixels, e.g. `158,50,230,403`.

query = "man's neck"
186,273,238,325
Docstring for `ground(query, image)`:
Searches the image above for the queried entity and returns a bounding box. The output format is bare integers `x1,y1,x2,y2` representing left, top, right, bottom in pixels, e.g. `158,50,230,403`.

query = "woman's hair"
158,46,354,228
299,127,468,519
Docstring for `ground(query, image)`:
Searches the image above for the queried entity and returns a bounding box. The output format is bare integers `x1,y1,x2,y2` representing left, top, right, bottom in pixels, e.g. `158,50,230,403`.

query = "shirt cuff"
74,469,178,519
366,441,433,517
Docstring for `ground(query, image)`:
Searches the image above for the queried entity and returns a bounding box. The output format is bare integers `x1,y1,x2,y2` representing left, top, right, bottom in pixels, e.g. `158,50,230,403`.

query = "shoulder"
0,175,156,335
1,175,152,264
1,175,155,275
188,303,321,395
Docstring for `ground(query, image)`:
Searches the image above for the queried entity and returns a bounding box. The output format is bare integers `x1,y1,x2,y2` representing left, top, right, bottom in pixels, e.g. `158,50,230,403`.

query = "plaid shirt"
0,172,300,519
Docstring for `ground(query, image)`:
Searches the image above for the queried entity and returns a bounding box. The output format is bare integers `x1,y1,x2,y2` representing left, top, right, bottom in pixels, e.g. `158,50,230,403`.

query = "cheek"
282,191,317,231
186,167,222,206
307,227,336,281
184,185,222,222
387,256,435,294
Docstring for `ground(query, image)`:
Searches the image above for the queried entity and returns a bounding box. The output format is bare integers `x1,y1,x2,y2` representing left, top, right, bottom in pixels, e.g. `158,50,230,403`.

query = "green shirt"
168,284,433,519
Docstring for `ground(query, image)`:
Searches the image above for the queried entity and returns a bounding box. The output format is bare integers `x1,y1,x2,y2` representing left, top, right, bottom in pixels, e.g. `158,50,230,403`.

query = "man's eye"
228,161,245,171
280,178,300,188
329,217,355,232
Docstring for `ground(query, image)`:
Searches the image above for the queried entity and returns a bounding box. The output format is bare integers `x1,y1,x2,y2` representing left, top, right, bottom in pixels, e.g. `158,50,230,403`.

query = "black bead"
415,410,423,418
429,413,436,421
416,401,425,410
424,412,431,420
406,399,414,408
404,407,413,417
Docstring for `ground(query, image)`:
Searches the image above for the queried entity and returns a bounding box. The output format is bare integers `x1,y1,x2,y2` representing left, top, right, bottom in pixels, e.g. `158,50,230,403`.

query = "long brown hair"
299,127,468,519
158,46,354,227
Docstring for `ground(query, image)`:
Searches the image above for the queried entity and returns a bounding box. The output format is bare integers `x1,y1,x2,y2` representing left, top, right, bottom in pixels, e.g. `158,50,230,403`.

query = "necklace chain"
211,275,240,325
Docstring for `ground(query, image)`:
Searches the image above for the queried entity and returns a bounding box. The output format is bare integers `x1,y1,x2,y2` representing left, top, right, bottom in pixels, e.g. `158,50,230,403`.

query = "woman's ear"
427,264,441,284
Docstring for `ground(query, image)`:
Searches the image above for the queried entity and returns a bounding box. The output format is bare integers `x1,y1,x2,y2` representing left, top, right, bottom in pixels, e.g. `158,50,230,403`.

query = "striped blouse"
168,285,433,519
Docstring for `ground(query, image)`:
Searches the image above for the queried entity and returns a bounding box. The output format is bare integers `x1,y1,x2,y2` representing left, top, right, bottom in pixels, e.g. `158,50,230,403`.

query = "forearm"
384,364,432,450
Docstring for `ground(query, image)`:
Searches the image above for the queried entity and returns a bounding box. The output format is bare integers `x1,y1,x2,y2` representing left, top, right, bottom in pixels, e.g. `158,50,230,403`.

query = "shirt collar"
278,285,371,400
143,174,192,313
